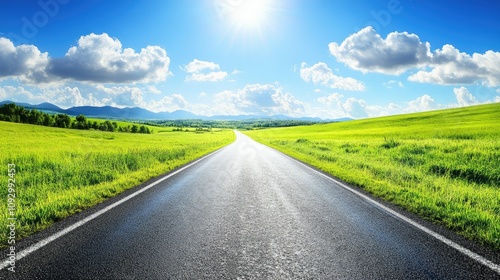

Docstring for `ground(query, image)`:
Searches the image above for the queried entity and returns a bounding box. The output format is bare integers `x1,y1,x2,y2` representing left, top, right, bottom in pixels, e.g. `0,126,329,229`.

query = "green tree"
75,114,88,129
54,114,71,128
103,120,115,132
43,114,54,126
28,109,43,125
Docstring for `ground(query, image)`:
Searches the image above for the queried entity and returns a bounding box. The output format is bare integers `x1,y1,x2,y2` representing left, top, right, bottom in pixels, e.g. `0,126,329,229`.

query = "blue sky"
0,0,499,118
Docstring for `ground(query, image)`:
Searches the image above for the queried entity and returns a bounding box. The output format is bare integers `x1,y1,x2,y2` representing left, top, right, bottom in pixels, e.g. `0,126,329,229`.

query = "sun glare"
230,0,271,30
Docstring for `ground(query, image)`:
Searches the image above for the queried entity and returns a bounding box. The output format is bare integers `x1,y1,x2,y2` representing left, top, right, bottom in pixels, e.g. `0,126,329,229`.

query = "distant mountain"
65,106,156,119
0,100,350,122
0,100,36,108
332,117,353,122
0,100,65,113
168,110,200,120
33,102,65,112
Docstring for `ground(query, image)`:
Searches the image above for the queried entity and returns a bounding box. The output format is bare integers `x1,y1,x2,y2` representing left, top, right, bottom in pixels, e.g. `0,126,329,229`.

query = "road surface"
1,131,499,279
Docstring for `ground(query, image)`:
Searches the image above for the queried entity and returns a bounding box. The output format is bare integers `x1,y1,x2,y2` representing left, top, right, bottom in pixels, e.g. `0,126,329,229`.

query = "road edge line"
241,133,500,275
289,154,500,275
0,146,226,271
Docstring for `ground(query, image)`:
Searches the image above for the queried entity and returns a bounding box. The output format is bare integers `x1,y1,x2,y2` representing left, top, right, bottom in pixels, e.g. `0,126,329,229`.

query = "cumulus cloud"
0,85,105,107
93,85,150,107
214,84,306,116
495,96,500,102
317,93,344,107
0,81,196,112
406,94,437,113
44,87,104,107
147,85,161,94
329,27,431,75
453,87,479,107
0,34,171,84
148,94,189,112
0,37,49,83
316,93,441,119
300,62,365,91
0,85,38,102
409,47,500,86
48,33,171,83
183,59,228,82
343,97,369,118
316,93,403,119
329,27,500,86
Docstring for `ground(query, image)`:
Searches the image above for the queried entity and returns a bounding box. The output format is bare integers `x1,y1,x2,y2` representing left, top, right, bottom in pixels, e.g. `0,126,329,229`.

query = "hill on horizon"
0,100,344,122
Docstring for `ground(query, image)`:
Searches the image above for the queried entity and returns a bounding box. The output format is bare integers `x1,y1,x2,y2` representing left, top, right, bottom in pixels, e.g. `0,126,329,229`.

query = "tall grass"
0,122,235,247
244,103,500,250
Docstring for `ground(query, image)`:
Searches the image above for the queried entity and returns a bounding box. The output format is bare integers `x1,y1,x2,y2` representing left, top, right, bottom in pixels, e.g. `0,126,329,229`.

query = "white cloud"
329,27,500,87
316,93,402,119
272,91,307,116
95,85,137,95
48,33,171,83
0,85,105,108
453,87,479,107
329,27,431,75
93,85,148,107
43,87,104,107
406,94,437,113
186,71,228,82
408,45,499,86
0,37,49,83
497,89,500,94
148,85,161,94
148,94,189,112
494,96,500,102
344,95,437,118
343,97,369,119
184,59,219,73
300,62,365,91
317,93,344,107
384,80,404,88
213,84,306,116
467,51,500,87
183,59,228,82
0,34,171,84
0,86,38,102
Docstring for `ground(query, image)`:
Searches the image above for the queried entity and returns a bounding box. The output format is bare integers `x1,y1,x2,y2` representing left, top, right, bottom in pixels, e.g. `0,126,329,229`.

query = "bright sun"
230,0,271,30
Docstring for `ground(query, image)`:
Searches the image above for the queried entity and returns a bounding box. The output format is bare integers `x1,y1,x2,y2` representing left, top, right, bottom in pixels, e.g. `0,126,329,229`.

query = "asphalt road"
2,131,499,279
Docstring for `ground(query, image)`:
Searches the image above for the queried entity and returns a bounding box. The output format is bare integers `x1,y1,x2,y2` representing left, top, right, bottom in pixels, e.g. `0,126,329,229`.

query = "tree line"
146,119,321,130
0,103,152,134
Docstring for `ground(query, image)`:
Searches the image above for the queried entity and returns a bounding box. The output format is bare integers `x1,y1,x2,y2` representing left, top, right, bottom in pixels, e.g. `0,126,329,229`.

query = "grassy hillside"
244,103,500,250
0,122,235,247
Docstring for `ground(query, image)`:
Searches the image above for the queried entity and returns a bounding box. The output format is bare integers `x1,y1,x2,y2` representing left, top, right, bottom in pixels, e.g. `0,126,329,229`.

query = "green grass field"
0,121,235,247
244,103,500,250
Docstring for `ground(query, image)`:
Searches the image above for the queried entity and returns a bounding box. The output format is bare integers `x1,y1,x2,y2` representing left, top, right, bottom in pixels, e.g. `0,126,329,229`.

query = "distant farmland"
244,103,500,250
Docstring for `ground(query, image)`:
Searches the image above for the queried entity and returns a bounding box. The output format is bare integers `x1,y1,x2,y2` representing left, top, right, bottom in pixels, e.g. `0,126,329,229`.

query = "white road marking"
0,148,224,271
2,133,499,276
239,130,500,275
285,149,500,275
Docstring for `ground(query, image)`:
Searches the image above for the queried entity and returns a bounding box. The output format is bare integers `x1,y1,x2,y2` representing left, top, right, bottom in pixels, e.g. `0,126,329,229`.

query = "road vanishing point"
1,131,499,279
